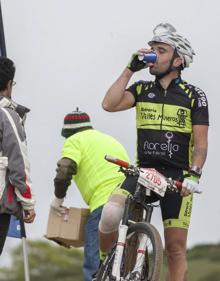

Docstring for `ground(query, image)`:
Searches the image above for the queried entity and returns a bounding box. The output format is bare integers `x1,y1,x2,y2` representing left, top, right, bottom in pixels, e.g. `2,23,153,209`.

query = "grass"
160,257,220,281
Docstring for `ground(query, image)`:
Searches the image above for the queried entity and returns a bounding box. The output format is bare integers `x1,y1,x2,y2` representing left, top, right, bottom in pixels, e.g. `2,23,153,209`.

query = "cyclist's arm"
191,125,208,168
181,125,208,196
102,68,135,112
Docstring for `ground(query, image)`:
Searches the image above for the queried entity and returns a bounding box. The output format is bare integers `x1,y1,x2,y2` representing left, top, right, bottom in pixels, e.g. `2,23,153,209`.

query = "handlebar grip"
104,155,131,168
174,180,202,194
174,180,182,191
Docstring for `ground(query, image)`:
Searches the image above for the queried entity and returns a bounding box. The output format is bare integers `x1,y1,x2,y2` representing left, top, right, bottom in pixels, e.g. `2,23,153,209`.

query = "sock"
99,250,107,262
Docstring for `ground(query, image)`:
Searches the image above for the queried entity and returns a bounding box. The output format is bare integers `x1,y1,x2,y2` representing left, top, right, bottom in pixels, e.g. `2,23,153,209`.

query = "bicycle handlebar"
173,179,202,194
105,155,202,194
173,180,182,190
104,155,133,169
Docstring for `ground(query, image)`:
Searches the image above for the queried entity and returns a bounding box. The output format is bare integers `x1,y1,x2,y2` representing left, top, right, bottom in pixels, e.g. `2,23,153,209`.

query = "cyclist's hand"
50,197,66,216
127,53,146,72
181,175,200,196
127,48,155,73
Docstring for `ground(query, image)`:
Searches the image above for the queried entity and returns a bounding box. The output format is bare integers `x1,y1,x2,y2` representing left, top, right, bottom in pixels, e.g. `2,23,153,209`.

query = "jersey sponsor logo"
140,106,188,128
157,109,187,128
176,109,187,127
194,87,208,107
143,132,179,158
140,107,157,121
147,92,155,98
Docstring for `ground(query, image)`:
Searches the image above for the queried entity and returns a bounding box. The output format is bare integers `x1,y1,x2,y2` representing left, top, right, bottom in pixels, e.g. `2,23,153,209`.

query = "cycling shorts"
119,166,193,230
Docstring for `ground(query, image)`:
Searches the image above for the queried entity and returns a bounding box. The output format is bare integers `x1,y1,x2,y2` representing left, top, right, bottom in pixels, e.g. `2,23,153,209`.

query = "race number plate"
138,168,168,197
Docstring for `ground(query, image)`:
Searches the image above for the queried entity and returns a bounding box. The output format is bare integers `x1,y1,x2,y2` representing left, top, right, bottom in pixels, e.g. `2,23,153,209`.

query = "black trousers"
0,213,11,256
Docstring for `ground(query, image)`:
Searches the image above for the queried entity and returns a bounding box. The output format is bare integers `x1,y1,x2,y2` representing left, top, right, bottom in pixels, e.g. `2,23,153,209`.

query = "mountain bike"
95,155,183,281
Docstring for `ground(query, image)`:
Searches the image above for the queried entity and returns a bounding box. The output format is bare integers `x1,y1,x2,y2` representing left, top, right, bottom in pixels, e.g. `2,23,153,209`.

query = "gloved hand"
50,197,66,216
182,174,200,193
127,53,146,72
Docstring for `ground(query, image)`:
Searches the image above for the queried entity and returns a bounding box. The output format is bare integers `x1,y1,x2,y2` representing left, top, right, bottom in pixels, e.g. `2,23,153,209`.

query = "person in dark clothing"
0,57,36,255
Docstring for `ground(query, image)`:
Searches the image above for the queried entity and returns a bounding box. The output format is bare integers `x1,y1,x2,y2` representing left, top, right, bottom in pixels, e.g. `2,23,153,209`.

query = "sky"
0,0,220,266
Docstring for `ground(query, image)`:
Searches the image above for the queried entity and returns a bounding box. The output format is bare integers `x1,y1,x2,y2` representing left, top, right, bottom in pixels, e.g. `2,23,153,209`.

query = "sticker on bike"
138,168,168,197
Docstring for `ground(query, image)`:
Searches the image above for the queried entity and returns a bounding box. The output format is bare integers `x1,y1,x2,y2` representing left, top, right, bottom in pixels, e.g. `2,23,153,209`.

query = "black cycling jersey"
127,77,209,170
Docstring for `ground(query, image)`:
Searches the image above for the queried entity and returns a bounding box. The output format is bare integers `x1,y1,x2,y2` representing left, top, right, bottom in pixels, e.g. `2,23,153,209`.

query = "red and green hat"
61,108,92,138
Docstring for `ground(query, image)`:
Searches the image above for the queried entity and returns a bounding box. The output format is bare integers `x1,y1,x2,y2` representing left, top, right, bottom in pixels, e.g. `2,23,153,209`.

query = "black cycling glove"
127,53,146,72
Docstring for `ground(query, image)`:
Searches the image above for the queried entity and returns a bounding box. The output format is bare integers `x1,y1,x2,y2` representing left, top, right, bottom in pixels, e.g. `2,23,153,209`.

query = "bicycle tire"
96,222,163,281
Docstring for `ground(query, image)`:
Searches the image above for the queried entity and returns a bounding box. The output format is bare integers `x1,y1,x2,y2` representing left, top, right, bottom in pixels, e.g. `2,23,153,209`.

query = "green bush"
187,243,220,261
0,240,84,281
199,271,220,281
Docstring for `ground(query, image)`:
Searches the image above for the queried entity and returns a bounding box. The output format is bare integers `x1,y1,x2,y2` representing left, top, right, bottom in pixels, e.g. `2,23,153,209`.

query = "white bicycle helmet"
148,23,195,68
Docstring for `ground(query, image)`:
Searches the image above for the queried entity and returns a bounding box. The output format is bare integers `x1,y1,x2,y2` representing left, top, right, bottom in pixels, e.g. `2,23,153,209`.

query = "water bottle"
138,52,157,63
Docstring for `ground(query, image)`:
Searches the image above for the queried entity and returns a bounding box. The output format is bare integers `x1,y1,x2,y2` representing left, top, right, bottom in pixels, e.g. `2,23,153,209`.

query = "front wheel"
96,222,163,281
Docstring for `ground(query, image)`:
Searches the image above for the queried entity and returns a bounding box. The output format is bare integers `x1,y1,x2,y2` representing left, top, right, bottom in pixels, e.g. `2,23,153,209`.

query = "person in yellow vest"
50,108,129,281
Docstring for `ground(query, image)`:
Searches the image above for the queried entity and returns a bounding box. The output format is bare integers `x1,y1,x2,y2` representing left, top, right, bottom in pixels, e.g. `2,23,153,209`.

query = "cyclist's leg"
157,167,192,281
161,192,193,281
164,227,188,281
99,190,128,254
99,175,138,257
83,206,103,281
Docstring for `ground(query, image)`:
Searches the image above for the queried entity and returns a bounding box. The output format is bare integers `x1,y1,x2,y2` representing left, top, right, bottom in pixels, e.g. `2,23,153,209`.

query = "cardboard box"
45,207,90,248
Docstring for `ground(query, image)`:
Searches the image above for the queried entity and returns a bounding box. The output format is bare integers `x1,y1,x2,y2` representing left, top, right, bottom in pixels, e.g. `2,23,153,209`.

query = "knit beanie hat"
61,108,92,138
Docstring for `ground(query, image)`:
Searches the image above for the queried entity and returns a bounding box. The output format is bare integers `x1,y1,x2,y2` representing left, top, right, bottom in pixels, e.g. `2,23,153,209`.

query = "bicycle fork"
111,195,132,280
111,202,153,280
111,223,128,280
130,205,154,276
132,233,148,274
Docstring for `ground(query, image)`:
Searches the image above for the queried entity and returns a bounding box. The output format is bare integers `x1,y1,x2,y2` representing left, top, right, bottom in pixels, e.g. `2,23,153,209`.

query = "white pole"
22,237,30,281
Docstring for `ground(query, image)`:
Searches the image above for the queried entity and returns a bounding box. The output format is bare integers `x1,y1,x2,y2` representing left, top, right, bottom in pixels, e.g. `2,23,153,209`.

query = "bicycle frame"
103,155,182,281
111,182,157,280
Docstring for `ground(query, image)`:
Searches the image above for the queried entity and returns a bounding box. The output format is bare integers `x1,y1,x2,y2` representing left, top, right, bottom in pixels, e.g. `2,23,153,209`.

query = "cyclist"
50,108,129,281
99,23,209,281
